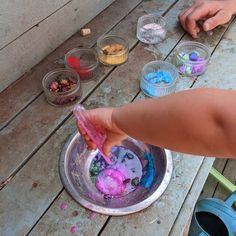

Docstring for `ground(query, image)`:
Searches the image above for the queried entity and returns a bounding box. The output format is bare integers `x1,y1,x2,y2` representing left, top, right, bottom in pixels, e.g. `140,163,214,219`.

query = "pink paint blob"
67,56,81,68
70,226,78,234
67,56,91,80
95,169,125,195
60,202,68,211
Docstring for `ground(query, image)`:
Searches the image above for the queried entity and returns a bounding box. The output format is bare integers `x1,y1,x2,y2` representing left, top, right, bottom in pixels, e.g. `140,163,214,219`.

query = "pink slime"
95,169,125,195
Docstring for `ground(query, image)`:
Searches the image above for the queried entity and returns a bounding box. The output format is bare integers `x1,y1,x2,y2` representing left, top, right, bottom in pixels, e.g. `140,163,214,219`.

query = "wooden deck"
200,159,236,201
0,0,236,235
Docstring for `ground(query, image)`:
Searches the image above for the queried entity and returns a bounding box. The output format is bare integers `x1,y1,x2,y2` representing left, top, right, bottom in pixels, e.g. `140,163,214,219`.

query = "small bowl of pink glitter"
59,132,173,216
137,14,167,44
173,41,211,77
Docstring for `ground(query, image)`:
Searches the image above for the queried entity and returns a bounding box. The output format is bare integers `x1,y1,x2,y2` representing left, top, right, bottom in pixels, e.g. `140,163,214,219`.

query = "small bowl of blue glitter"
173,41,211,77
140,60,179,97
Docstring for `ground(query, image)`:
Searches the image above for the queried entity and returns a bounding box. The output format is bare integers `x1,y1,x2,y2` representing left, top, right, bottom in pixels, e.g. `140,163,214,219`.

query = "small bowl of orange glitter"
97,35,129,66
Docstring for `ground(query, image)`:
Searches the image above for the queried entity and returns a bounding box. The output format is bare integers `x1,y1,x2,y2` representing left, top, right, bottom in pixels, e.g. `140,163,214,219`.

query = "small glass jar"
97,35,129,66
42,69,82,106
65,48,98,81
173,41,211,77
137,14,167,44
140,61,178,97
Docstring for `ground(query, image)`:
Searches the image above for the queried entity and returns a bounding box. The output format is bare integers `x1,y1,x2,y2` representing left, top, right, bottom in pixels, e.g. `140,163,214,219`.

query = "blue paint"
144,70,173,84
140,152,155,188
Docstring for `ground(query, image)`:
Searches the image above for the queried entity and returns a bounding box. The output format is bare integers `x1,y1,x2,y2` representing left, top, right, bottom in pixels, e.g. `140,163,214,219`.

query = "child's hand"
76,107,128,156
179,0,236,38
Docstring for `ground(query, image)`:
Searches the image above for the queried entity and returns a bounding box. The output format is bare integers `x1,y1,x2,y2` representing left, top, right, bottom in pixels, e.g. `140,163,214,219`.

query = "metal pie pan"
59,132,173,216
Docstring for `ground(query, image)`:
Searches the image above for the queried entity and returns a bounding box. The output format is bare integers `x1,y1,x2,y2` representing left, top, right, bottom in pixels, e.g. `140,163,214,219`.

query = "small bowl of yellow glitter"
97,35,129,66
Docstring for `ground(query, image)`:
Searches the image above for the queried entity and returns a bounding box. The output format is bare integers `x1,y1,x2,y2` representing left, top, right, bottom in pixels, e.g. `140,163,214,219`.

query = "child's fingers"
86,140,96,150
77,123,86,135
77,122,97,150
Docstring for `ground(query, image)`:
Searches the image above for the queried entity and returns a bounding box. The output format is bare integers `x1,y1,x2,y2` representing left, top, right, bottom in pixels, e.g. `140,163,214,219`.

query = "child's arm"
78,88,236,159
179,0,236,38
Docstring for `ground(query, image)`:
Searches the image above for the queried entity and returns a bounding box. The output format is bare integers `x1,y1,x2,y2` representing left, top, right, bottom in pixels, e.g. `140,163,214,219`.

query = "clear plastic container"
97,35,129,65
140,61,178,97
137,14,166,44
42,69,82,106
173,41,211,77
65,48,99,81
73,104,111,164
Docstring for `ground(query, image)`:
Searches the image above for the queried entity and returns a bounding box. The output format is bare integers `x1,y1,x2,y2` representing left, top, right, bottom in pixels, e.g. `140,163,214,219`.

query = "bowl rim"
42,68,81,95
65,48,99,70
174,41,211,64
141,60,179,88
137,13,166,28
59,132,173,216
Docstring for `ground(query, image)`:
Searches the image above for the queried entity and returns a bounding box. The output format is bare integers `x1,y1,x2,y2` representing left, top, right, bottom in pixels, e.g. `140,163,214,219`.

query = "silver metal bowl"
59,132,173,215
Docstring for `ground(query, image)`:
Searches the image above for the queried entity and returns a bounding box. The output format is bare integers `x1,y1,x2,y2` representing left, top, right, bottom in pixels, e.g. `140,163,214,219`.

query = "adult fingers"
185,5,213,38
203,10,231,31
179,7,195,30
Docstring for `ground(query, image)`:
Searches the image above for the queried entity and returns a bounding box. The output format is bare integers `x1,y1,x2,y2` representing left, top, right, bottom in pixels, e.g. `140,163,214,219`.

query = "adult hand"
179,0,236,38
76,107,128,156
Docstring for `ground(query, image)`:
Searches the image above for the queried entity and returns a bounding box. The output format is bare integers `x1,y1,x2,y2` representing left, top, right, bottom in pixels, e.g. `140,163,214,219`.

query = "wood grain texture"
1,2,235,236
193,18,236,91
0,2,177,233
0,0,144,183
214,159,236,200
0,0,178,183
0,0,142,130
98,4,235,236
0,117,108,236
30,0,192,235
169,157,215,236
0,0,114,92
0,0,69,49
199,158,227,200
0,0,180,235
29,190,108,236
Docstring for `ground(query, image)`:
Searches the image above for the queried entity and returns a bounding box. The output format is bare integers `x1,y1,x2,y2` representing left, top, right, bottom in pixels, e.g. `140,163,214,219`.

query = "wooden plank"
29,191,108,236
199,158,227,200
192,18,236,91
0,117,108,236
0,0,142,130
0,1,233,236
169,157,214,236
0,0,143,183
28,0,194,234
0,0,69,49
0,0,115,93
214,159,236,200
99,5,234,236
0,0,178,235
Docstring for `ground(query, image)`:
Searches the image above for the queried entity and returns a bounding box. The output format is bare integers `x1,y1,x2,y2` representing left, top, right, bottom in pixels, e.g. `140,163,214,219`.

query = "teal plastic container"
189,191,236,236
